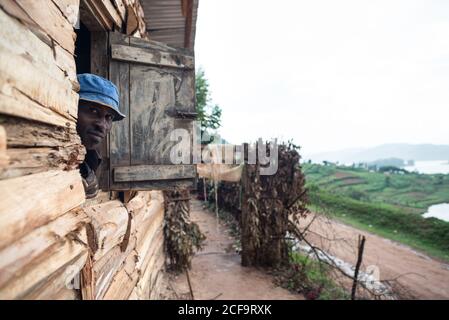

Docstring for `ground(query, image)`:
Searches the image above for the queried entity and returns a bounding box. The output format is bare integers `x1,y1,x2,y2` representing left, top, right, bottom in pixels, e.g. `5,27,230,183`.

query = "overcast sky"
194,0,449,155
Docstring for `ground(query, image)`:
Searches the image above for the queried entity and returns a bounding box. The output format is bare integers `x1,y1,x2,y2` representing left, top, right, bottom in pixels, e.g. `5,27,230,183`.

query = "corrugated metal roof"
140,0,198,49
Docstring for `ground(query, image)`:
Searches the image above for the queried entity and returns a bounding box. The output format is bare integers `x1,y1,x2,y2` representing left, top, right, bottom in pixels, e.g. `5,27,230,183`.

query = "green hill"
303,163,449,261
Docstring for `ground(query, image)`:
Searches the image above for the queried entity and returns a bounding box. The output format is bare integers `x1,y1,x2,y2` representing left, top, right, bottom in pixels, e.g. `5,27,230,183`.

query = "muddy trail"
303,214,449,299
167,199,303,300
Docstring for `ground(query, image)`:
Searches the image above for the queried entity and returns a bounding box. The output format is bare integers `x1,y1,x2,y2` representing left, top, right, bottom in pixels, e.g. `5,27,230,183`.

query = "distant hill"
308,144,449,164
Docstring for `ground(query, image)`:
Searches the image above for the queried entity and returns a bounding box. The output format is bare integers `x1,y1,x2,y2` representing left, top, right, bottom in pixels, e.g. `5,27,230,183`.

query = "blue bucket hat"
77,73,126,121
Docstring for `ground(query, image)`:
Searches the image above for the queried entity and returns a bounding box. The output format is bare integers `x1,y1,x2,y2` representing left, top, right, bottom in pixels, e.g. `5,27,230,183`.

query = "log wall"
0,1,166,300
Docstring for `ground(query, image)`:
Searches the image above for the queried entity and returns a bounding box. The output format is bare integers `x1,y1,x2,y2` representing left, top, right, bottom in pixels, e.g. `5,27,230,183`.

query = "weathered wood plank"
127,191,163,237
129,65,176,166
112,0,126,21
0,170,85,250
20,250,87,300
1,146,85,180
0,226,88,299
109,34,130,190
0,0,40,29
114,164,196,182
80,252,95,300
93,233,136,300
14,0,76,54
0,209,89,288
135,238,164,299
130,179,195,190
111,44,194,69
129,37,181,53
100,0,123,28
148,268,165,300
1,116,79,148
0,126,7,169
51,0,80,23
126,3,139,35
102,250,139,300
0,47,78,121
0,7,77,84
83,200,129,260
135,222,164,271
80,0,110,31
0,92,75,128
0,9,78,121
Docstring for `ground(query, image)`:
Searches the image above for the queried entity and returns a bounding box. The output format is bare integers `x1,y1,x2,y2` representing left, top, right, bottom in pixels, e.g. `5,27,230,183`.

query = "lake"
404,160,449,174
423,203,449,222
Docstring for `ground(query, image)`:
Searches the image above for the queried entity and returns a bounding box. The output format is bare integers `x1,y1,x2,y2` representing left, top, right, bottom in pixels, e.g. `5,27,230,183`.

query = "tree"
196,68,222,143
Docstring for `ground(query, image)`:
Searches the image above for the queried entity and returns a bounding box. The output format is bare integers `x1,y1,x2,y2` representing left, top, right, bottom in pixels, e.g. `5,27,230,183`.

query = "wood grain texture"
20,250,86,300
14,0,76,54
109,33,131,190
108,33,196,190
111,44,194,69
83,200,129,261
0,9,78,122
0,209,89,289
0,126,8,169
0,170,85,250
0,226,88,299
114,164,196,182
1,116,79,148
102,249,139,300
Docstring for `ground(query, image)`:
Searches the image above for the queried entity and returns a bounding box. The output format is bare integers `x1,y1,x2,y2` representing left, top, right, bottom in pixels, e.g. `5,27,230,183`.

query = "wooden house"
0,0,199,300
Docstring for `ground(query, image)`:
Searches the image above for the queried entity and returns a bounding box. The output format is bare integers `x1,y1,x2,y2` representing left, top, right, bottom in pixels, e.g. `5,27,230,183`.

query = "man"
76,74,126,198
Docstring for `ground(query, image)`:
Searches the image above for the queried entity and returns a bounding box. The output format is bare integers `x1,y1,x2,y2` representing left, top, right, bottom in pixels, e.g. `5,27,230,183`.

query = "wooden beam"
0,209,89,289
80,0,112,31
0,126,8,169
83,200,129,260
114,164,196,182
183,0,193,48
110,44,194,69
0,226,88,299
0,170,85,250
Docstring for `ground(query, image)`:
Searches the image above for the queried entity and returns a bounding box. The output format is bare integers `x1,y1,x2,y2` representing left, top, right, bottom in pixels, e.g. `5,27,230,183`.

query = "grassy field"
303,163,449,261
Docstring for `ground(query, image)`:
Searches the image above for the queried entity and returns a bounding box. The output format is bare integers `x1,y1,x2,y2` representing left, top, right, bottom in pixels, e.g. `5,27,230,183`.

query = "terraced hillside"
304,163,449,213
303,163,449,261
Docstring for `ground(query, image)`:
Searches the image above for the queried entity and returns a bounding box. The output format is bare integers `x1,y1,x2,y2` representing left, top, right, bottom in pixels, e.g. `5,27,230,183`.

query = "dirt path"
169,200,302,300
303,214,449,299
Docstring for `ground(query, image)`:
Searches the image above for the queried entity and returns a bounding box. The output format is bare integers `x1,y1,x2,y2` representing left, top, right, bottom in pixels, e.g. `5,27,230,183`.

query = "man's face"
76,101,115,149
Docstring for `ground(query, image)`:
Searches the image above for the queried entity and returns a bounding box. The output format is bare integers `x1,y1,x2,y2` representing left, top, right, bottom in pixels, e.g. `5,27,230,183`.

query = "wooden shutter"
107,32,196,190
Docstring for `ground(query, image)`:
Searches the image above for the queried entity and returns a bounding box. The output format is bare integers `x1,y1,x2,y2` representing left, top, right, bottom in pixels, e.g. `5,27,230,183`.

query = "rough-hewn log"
135,234,164,299
93,235,136,300
0,126,7,169
1,117,79,148
20,250,86,300
0,9,78,122
0,209,89,288
0,170,85,250
1,146,85,180
0,5,77,84
102,250,139,300
83,200,129,260
14,0,76,54
52,0,80,23
0,226,88,299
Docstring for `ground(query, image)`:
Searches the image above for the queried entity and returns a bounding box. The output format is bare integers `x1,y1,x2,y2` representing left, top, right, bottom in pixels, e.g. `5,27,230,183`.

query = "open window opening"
74,13,111,198
75,22,91,74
